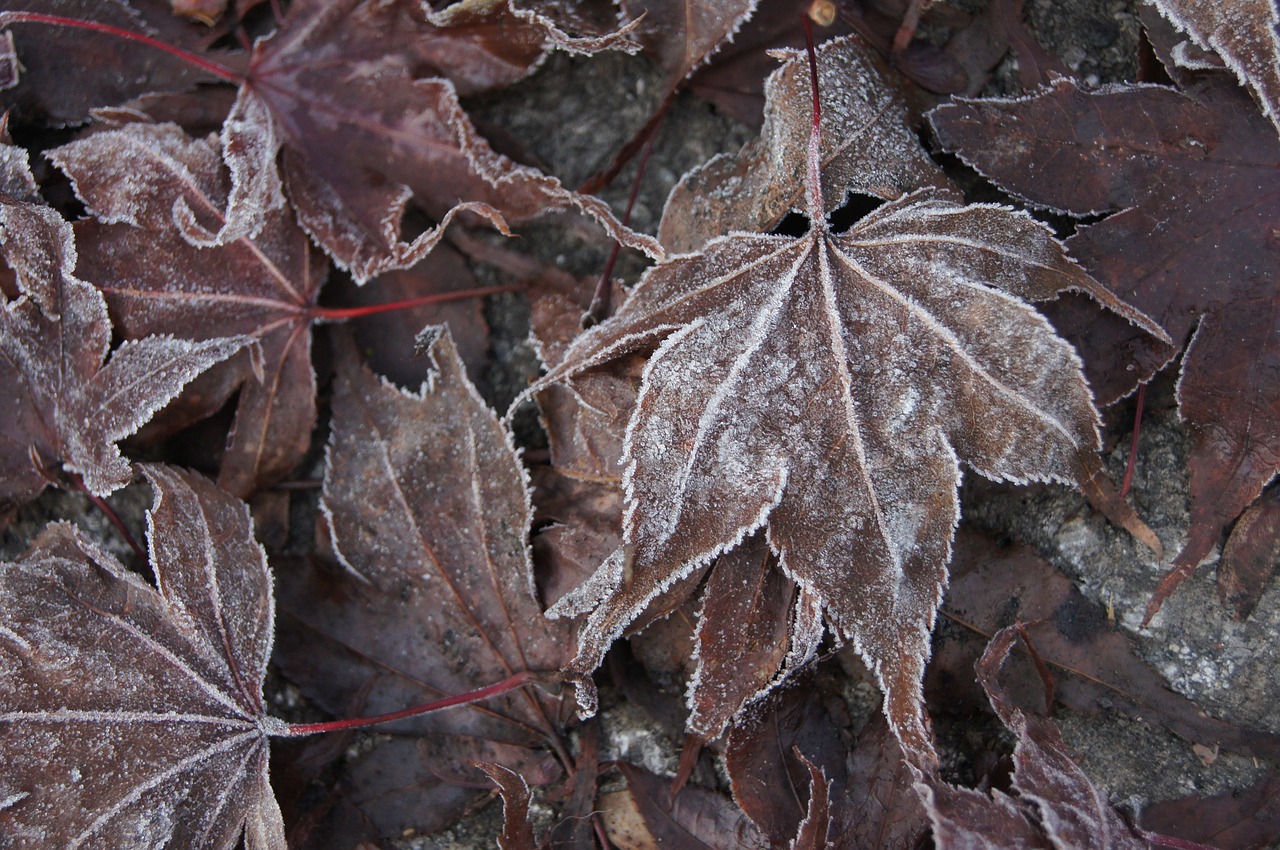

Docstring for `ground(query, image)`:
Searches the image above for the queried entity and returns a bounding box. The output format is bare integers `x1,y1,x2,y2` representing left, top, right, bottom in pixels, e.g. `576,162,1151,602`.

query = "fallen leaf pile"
1,0,1278,848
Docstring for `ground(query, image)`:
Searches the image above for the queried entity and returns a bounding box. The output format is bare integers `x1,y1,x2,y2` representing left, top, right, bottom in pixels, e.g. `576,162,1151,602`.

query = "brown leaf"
0,166,249,508
1218,484,1280,619
605,762,771,850
478,763,541,850
935,531,1280,763
50,119,325,497
0,0,238,125
830,714,931,850
929,74,1280,617
532,36,1160,760
272,330,580,841
1150,0,1280,135
223,0,659,281
619,0,759,91
659,35,950,254
0,464,286,849
1140,770,1280,850
688,532,822,739
725,676,931,849
921,627,1148,850
726,675,847,843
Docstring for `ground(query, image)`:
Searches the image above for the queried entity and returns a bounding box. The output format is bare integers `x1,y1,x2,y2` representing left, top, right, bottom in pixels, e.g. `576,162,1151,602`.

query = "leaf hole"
826,192,886,234
769,210,811,238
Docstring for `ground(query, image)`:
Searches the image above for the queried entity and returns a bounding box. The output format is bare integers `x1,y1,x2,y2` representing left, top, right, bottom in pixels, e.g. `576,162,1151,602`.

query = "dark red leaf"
922,627,1148,850
935,531,1280,763
0,464,287,848
0,0,238,126
51,119,325,497
1140,770,1280,850
478,763,541,850
930,74,1280,617
272,330,581,841
0,151,249,508
605,761,771,850
227,0,659,281
1218,484,1280,619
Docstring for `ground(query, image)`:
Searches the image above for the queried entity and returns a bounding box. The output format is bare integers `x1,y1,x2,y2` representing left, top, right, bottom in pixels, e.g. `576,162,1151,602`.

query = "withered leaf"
725,674,930,849
0,464,286,849
0,167,249,509
218,0,660,281
532,42,1163,764
49,119,326,498
1218,484,1280,619
921,627,1148,850
1140,769,1280,850
602,761,770,850
1150,0,1280,134
0,0,238,126
688,532,823,740
659,35,950,254
272,330,580,841
619,0,759,91
726,674,847,844
935,530,1280,762
930,74,1280,616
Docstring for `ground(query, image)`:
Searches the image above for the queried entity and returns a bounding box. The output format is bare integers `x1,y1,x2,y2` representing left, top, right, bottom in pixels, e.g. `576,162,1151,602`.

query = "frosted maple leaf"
521,36,1164,766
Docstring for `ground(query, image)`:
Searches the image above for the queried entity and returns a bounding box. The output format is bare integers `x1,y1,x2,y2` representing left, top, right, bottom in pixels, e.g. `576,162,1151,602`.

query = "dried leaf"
222,0,659,281
920,627,1148,850
538,187,1157,768
1140,770,1280,850
619,0,760,90
272,330,581,841
50,120,324,497
935,531,1280,763
0,177,249,508
0,464,286,849
607,762,771,850
725,676,931,849
726,676,847,843
0,0,237,126
688,532,824,739
659,35,950,254
1150,0,1280,134
531,36,1166,764
478,763,541,850
930,74,1280,616
1218,484,1280,619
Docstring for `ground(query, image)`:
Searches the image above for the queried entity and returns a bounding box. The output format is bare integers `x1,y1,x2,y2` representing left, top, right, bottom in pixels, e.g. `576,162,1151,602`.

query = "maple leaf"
46,119,322,498
212,0,657,281
0,153,250,509
658,35,950,254
0,464,287,849
1149,0,1280,135
528,37,1164,766
0,0,237,126
619,0,760,91
271,330,581,841
929,73,1280,618
0,1,659,283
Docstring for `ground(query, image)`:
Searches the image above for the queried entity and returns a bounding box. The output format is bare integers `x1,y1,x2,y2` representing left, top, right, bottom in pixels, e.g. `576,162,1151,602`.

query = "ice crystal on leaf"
0,465,286,850
0,146,250,510
528,36,1166,766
